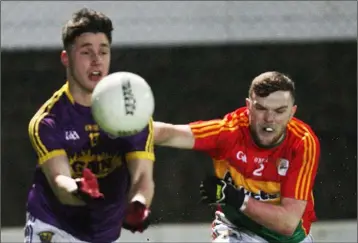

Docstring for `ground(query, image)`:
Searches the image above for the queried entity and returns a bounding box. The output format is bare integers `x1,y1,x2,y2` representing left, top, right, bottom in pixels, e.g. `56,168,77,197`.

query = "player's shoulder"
189,107,248,140
221,107,249,129
28,83,72,133
287,117,320,146
223,107,249,122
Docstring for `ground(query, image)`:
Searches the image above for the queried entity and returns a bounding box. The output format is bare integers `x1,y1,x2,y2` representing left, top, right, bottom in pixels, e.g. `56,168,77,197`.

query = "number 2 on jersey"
253,163,265,176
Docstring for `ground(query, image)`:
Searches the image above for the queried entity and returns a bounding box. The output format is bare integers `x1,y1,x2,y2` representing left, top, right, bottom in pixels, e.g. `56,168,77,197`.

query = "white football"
91,71,155,136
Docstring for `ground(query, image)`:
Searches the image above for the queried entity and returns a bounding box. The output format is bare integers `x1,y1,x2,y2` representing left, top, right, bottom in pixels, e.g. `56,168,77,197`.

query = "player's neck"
67,81,92,107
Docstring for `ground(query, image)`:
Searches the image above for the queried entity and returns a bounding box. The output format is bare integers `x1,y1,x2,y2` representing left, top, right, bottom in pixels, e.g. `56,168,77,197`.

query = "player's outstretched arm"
28,115,92,206
41,155,86,206
153,122,195,149
121,158,154,233
127,158,155,207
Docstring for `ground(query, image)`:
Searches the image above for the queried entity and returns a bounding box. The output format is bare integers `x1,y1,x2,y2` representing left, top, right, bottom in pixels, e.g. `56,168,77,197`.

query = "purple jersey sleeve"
122,118,155,162
28,114,66,164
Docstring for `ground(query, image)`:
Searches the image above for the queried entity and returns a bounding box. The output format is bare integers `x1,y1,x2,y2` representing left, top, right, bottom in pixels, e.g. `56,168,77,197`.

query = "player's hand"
122,201,151,233
200,173,246,210
74,168,104,201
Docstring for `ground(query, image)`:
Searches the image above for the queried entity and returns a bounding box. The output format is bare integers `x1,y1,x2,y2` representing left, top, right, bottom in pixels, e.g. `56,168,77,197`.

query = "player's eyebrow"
255,103,288,110
254,103,266,109
80,43,110,48
275,105,288,110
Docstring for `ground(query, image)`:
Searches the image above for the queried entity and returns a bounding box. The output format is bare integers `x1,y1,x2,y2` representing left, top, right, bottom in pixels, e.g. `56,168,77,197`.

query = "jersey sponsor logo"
254,157,268,164
236,151,247,163
224,171,279,201
276,158,290,176
239,186,280,201
65,130,80,141
37,231,54,243
68,150,122,178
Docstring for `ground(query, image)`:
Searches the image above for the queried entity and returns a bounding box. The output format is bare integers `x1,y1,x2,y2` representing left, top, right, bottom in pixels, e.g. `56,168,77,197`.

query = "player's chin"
84,79,101,91
257,133,278,147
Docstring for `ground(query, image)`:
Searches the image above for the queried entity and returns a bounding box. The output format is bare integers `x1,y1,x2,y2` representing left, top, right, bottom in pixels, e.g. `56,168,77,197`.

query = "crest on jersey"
37,231,54,243
276,158,290,176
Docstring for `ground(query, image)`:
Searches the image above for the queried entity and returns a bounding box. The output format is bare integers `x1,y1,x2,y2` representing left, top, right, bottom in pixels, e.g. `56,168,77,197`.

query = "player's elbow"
278,226,295,236
278,217,300,236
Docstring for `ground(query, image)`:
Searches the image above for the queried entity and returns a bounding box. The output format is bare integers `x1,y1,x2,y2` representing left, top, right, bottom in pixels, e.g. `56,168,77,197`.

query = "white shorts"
24,213,88,243
211,211,314,243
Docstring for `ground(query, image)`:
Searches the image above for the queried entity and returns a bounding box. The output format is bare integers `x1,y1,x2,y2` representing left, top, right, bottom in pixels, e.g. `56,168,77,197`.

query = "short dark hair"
249,71,295,101
62,8,113,50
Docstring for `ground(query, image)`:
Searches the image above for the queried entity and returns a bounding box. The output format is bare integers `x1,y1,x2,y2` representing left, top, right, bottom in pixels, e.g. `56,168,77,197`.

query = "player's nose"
263,111,275,123
91,54,102,66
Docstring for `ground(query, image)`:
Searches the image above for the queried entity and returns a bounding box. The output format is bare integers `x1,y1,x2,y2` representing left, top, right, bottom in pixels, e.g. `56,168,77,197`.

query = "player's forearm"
128,174,155,207
153,122,194,149
41,156,85,206
53,175,86,206
153,122,174,146
242,198,299,236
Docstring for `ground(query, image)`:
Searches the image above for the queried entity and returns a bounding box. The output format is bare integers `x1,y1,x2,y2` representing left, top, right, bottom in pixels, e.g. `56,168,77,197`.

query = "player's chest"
59,121,125,177
226,145,292,182
60,122,118,152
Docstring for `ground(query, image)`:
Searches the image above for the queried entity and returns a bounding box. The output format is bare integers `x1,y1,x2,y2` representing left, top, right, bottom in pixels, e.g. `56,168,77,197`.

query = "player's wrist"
55,175,78,193
130,194,147,206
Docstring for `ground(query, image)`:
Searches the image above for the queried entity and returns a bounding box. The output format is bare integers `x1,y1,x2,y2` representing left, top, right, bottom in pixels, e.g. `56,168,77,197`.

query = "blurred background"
1,1,357,242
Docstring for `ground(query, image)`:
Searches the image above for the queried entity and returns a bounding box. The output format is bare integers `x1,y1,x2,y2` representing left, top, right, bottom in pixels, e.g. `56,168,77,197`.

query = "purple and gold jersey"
27,82,155,242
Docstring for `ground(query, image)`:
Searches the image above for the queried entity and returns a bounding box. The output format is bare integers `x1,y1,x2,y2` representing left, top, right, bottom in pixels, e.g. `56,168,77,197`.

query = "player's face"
61,32,111,93
246,91,296,147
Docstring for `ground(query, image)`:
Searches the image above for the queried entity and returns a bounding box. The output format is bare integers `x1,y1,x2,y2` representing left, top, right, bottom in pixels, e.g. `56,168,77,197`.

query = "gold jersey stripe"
28,85,66,162
145,117,154,154
125,151,155,162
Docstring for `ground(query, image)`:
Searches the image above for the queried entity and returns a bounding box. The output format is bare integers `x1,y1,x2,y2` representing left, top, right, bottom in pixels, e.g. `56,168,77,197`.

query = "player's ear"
290,105,297,119
245,98,251,108
61,50,69,67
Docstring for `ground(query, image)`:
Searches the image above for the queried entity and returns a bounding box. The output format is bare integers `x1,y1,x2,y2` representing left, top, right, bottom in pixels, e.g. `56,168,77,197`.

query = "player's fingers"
82,168,91,176
83,168,97,180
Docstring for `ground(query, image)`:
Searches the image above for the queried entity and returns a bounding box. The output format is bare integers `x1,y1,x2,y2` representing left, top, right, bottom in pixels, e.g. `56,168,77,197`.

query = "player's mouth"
89,71,103,82
261,126,275,134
